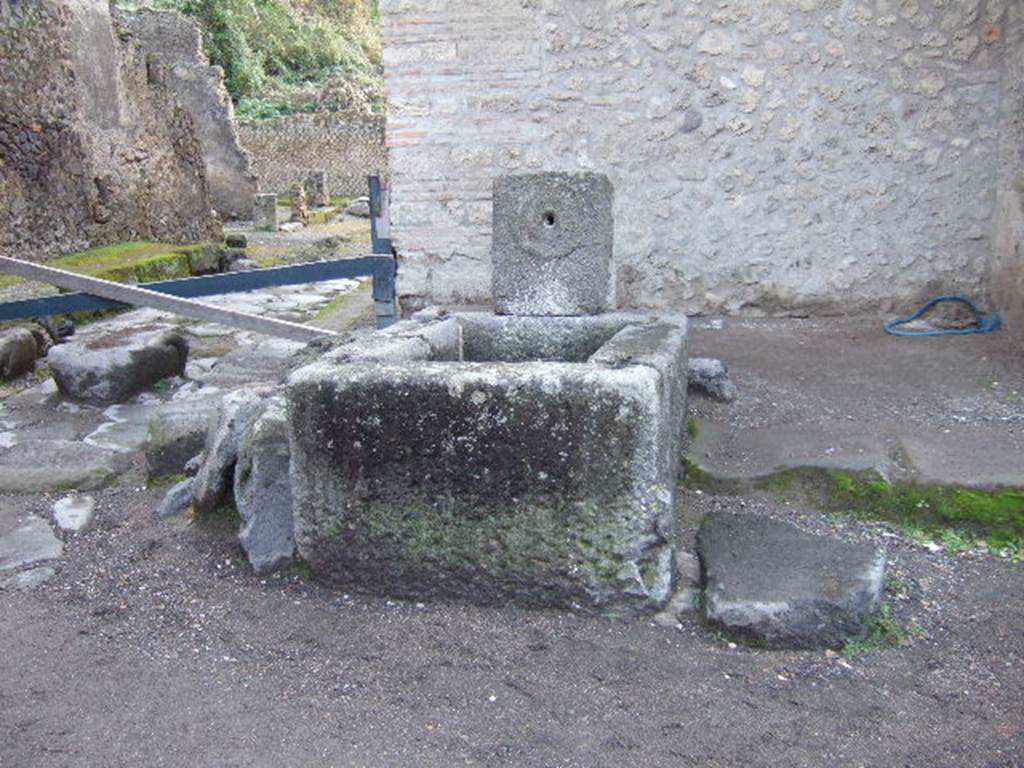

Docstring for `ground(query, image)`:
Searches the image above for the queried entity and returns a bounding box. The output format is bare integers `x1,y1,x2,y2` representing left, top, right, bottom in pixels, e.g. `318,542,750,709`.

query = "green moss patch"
684,464,1024,549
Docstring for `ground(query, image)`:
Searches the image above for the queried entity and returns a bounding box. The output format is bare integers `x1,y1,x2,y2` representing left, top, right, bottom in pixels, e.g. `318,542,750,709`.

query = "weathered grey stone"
1,566,57,591
492,172,614,316
0,440,122,492
305,170,329,207
191,387,275,515
345,197,371,218
47,330,189,406
0,328,41,380
698,512,886,650
234,396,294,574
287,312,687,616
158,477,195,519
0,517,63,572
145,407,213,479
53,495,96,533
688,357,737,402
253,193,278,231
458,312,651,362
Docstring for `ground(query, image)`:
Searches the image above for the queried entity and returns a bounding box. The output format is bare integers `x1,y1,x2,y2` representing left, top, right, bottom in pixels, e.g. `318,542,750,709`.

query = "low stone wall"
237,112,387,198
991,8,1024,345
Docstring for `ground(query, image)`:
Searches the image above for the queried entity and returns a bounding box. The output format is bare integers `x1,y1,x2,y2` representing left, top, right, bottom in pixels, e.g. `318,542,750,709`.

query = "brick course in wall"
237,112,387,199
381,0,1014,317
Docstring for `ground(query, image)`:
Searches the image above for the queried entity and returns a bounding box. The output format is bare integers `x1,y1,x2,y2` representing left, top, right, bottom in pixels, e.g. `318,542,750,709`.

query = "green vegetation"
842,601,924,657
824,470,1024,550
684,463,1024,551
48,241,207,284
129,0,383,116
686,415,700,440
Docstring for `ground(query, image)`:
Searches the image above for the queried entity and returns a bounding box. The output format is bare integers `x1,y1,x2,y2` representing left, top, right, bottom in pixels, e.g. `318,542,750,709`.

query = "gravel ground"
1,314,1022,767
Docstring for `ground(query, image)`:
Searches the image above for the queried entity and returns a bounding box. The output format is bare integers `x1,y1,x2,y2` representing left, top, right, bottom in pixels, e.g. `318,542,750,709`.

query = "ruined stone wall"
237,112,387,199
0,0,217,262
991,5,1023,344
115,8,258,221
382,0,1010,315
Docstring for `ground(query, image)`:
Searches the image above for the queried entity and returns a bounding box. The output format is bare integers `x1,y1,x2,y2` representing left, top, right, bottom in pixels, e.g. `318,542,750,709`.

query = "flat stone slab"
0,517,63,572
690,422,1024,491
698,512,886,649
0,440,122,492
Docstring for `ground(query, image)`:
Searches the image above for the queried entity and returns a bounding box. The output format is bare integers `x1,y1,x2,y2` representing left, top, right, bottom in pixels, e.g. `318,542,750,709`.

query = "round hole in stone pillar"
542,211,556,228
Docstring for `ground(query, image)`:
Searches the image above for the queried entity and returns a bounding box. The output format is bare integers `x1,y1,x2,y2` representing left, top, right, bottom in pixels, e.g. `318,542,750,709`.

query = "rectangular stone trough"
286,310,688,617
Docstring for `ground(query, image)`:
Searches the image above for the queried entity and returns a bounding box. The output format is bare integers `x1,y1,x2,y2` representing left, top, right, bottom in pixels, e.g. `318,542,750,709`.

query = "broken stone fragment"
158,477,195,519
698,511,886,649
687,357,737,402
345,196,371,218
47,330,189,406
234,396,294,574
190,387,276,516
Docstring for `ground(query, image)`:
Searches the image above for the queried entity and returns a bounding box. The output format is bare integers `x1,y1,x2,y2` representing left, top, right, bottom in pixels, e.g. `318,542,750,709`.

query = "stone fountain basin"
286,310,688,617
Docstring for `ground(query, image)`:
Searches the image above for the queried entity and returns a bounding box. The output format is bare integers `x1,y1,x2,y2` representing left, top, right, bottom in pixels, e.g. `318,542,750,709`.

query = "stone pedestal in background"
305,170,329,207
290,183,309,225
253,193,278,231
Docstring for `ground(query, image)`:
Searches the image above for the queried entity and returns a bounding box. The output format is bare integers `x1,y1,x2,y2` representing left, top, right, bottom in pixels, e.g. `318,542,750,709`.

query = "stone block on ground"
0,328,42,380
698,511,886,649
145,406,215,479
47,330,189,406
234,396,294,574
491,172,613,316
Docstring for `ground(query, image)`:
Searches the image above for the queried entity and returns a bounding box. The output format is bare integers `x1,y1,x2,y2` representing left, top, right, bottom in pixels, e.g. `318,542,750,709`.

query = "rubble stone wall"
991,5,1023,343
237,112,387,198
0,0,217,262
381,0,1012,316
115,7,258,220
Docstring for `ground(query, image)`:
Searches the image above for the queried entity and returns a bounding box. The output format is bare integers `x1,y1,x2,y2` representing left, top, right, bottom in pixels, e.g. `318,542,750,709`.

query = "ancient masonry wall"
381,0,1011,316
0,0,217,262
990,5,1023,344
237,112,387,199
115,8,258,221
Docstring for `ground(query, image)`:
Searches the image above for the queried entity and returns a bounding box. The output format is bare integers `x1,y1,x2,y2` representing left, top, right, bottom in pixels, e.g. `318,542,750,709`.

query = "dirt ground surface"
2,315,1023,767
